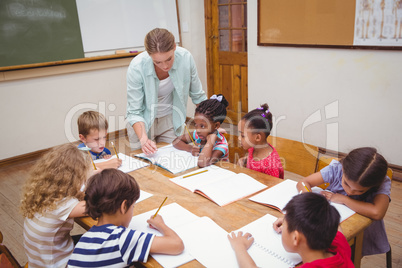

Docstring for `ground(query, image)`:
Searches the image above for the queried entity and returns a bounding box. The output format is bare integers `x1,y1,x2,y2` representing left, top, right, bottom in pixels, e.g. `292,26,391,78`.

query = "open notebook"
170,166,267,206
135,144,199,174
175,214,301,268
249,179,356,222
128,203,199,268
93,153,149,173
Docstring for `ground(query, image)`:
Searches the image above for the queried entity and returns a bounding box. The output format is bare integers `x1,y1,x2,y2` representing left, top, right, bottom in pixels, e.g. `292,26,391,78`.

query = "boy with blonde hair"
78,111,122,169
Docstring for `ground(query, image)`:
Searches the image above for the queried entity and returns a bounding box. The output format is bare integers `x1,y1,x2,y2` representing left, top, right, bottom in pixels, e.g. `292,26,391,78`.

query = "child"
20,143,92,267
68,169,184,267
173,94,229,167
237,103,284,179
77,111,122,169
298,147,391,257
228,193,355,267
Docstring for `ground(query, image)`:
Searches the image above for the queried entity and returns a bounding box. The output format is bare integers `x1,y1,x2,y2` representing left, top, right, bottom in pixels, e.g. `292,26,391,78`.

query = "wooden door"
205,0,248,125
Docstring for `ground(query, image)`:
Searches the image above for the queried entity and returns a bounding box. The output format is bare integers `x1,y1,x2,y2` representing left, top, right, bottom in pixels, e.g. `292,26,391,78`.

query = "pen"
153,197,168,218
183,169,208,178
111,141,119,159
185,125,196,146
302,182,310,192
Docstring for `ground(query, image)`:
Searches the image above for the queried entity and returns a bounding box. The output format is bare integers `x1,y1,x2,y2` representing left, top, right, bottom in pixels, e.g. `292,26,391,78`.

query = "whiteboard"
76,0,180,53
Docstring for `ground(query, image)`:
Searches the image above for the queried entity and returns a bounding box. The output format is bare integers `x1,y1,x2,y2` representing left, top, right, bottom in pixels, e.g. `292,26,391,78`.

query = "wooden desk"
75,160,371,268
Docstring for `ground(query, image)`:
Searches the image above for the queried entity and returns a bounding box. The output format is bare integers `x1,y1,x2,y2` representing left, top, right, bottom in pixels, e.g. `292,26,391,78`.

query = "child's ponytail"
242,103,273,137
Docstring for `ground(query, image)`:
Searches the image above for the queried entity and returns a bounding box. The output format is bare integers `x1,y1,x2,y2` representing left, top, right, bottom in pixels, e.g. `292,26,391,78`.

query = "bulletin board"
258,0,402,49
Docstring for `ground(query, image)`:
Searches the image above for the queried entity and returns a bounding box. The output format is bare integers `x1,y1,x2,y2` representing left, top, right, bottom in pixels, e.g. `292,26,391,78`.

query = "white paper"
136,144,199,174
138,190,153,203
94,153,149,173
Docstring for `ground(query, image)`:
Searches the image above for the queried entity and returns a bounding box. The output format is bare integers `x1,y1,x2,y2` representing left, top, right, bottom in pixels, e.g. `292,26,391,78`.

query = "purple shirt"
320,160,391,256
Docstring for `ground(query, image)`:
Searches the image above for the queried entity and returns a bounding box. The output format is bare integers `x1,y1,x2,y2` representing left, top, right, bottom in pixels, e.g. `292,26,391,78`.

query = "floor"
0,133,400,267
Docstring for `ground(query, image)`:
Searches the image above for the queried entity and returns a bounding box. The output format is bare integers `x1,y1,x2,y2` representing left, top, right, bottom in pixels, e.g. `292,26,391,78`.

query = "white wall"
0,0,206,160
248,1,402,165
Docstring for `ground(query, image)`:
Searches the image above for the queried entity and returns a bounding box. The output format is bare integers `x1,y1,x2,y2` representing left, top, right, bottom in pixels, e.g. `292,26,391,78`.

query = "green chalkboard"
0,0,84,68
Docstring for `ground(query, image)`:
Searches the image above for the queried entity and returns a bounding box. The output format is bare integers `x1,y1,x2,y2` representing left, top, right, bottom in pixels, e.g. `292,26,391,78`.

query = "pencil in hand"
185,125,196,146
302,182,310,192
111,141,119,159
153,197,168,219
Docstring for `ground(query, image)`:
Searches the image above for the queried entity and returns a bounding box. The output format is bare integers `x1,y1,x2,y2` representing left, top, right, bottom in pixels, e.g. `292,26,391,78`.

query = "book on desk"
249,179,356,223
170,165,267,206
129,202,302,268
135,144,199,174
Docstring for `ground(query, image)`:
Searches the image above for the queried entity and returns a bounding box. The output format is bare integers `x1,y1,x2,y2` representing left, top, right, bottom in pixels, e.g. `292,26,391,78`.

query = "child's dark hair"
241,103,272,137
342,147,388,188
85,169,140,220
195,94,229,123
283,192,340,250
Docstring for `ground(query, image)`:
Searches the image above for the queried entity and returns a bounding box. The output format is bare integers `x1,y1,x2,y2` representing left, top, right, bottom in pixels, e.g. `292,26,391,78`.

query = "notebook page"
174,216,239,268
249,179,299,212
197,173,267,206
93,153,149,173
135,144,199,174
128,203,199,268
236,213,302,267
170,166,236,192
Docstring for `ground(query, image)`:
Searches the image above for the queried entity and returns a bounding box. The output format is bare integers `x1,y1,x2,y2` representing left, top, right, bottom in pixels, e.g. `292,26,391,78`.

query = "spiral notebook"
235,213,302,268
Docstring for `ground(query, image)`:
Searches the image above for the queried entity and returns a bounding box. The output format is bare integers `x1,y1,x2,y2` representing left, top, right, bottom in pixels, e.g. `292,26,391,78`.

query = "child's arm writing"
147,215,184,255
322,192,390,221
228,231,257,268
172,132,200,156
95,158,122,170
297,172,325,193
68,201,86,219
197,133,223,167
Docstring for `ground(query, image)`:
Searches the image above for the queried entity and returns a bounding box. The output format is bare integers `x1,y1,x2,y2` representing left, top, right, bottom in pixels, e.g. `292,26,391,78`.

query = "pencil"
87,150,97,170
301,182,310,192
183,169,208,178
153,197,168,219
185,125,196,146
111,141,119,159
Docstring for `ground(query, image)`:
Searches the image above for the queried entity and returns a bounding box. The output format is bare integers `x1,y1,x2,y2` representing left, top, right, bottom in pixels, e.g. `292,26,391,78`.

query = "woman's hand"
141,137,158,155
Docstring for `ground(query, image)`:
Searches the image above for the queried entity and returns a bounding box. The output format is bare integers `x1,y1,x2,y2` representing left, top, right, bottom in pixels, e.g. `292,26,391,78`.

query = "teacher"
126,28,207,154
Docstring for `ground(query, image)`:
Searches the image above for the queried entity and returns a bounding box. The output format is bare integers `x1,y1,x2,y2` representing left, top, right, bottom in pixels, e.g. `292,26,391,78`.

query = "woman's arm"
133,122,157,155
197,133,223,167
297,172,325,193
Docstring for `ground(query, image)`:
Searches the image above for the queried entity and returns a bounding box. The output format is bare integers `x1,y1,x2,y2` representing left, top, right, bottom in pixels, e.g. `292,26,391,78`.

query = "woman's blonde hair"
144,28,175,54
20,143,91,219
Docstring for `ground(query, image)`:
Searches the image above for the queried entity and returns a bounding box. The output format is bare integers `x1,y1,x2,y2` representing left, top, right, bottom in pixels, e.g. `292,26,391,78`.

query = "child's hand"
237,156,247,168
273,217,284,233
206,131,219,143
191,144,201,156
228,231,254,250
96,158,122,169
147,215,167,233
103,154,112,159
321,191,345,204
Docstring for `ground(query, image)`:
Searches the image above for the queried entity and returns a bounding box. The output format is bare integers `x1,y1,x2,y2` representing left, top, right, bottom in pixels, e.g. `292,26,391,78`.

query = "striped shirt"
68,225,155,268
193,130,229,161
23,197,79,268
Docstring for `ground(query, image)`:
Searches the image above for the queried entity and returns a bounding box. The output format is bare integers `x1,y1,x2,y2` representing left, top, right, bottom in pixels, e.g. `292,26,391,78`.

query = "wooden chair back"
223,133,246,164
0,231,23,268
267,136,319,177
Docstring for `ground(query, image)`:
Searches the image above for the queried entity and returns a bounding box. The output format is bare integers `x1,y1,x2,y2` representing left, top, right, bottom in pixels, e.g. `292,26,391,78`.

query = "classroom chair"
223,133,245,164
0,231,24,268
385,167,393,268
267,136,319,177
314,152,340,189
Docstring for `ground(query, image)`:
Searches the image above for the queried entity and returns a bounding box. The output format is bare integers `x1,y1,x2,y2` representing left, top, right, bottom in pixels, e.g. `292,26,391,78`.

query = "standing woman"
126,28,207,154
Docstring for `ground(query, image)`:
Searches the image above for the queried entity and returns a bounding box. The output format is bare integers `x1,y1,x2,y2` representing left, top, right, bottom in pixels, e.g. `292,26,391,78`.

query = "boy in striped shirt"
68,169,183,267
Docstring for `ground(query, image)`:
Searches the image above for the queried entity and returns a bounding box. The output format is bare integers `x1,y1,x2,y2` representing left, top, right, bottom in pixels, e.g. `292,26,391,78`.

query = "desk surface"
75,154,372,267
